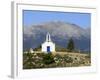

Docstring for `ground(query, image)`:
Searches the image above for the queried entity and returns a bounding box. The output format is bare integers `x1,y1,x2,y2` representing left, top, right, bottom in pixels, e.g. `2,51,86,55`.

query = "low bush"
63,55,73,63
43,54,55,65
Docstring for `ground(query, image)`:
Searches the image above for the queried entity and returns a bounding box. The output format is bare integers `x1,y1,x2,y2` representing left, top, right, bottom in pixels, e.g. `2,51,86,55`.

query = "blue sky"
23,10,91,28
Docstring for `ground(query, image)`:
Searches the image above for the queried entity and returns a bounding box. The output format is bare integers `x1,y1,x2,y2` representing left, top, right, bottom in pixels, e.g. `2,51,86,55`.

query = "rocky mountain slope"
23,21,91,52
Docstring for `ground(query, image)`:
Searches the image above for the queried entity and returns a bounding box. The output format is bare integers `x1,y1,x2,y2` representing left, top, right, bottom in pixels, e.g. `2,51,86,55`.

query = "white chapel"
41,33,55,53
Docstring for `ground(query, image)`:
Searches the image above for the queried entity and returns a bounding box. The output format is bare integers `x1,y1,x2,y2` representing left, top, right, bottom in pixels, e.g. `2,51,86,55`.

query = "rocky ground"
23,52,91,69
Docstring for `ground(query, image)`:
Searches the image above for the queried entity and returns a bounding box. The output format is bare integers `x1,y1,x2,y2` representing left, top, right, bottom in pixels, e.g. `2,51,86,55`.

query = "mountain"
23,21,91,52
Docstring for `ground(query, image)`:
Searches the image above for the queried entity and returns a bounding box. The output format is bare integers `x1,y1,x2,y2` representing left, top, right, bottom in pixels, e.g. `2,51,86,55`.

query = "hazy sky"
23,10,91,28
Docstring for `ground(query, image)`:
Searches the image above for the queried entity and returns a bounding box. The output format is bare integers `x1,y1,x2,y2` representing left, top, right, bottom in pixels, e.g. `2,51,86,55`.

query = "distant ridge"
23,21,90,52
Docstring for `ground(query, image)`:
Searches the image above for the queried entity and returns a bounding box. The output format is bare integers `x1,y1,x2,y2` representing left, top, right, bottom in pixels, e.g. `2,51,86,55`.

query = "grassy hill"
32,44,89,53
32,44,67,52
23,51,91,69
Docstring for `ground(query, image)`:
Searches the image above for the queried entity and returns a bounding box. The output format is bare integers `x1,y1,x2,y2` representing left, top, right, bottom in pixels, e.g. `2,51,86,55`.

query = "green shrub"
63,55,73,63
43,54,55,65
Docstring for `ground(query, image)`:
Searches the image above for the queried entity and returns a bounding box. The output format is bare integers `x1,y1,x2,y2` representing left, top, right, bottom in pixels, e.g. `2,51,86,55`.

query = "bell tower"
46,32,51,42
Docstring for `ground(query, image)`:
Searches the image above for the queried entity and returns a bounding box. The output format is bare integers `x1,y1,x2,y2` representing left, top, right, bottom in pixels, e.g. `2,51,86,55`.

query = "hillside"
23,21,90,52
23,52,91,69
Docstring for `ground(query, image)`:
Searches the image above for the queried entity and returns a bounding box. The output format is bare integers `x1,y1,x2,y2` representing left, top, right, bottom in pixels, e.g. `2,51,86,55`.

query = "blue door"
47,46,50,52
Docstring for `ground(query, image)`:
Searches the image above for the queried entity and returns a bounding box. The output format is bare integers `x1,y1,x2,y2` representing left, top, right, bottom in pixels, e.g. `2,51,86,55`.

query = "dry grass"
23,51,91,69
